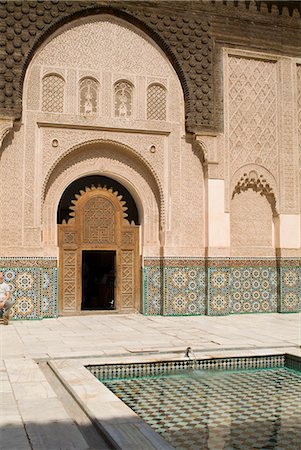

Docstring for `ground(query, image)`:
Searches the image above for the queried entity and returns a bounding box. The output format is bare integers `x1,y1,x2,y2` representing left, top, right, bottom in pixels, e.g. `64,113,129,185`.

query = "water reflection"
104,368,301,449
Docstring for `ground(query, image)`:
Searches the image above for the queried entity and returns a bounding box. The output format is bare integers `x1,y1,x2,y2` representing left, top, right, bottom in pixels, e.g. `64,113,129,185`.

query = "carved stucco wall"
227,56,278,177
18,15,205,257
224,50,299,214
34,17,175,79
0,125,24,250
0,1,216,132
177,140,205,252
0,13,208,258
231,190,274,254
222,51,278,254
40,130,165,189
222,50,300,258
1,13,300,259
298,64,301,213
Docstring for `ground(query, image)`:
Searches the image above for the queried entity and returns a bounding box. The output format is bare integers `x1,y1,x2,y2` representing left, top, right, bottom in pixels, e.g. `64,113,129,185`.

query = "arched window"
114,81,133,118
147,84,166,120
79,78,98,116
42,74,64,113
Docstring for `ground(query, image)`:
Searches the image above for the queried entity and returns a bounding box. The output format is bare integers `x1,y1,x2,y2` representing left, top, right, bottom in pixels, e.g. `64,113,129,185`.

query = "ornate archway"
58,185,140,315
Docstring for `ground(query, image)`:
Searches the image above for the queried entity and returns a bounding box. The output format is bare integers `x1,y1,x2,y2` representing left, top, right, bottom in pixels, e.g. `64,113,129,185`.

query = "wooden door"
58,186,140,315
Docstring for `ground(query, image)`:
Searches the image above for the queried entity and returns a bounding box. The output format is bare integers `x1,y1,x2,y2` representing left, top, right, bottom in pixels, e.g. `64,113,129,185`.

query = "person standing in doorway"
0,272,13,325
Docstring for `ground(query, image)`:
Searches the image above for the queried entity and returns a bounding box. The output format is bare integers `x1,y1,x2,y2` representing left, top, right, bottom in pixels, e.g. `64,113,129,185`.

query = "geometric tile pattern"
103,367,301,450
143,266,163,315
41,268,58,318
0,257,300,319
143,261,206,316
0,258,58,320
88,354,288,381
143,258,301,316
2,268,40,320
208,267,230,315
280,266,301,313
163,267,205,315
229,266,278,314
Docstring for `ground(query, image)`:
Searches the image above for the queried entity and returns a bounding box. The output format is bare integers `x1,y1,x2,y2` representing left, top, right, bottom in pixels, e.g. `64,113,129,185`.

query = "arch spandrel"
15,5,213,131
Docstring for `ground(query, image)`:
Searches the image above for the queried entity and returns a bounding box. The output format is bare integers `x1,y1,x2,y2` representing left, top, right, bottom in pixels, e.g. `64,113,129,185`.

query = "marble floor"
1,312,301,449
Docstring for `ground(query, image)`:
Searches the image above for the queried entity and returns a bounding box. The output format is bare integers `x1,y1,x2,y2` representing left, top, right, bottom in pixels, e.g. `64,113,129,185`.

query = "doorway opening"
82,250,115,311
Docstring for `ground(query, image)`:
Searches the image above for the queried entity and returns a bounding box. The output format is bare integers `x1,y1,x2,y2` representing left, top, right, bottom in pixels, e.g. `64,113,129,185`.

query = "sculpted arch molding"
42,139,165,223
230,164,279,215
42,142,161,250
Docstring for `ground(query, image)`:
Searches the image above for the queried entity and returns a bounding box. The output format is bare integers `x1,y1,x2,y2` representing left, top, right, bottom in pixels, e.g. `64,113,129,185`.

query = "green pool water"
102,367,301,450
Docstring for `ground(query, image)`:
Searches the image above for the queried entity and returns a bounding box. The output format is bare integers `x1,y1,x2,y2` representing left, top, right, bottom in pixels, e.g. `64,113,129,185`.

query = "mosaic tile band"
143,257,301,315
0,257,300,319
87,354,291,381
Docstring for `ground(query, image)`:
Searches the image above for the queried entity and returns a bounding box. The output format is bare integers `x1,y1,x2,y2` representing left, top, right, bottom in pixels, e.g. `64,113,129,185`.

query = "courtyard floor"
1,312,301,449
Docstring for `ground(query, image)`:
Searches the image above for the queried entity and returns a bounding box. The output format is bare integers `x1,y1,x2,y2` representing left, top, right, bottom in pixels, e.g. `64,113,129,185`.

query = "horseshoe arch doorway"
57,176,140,315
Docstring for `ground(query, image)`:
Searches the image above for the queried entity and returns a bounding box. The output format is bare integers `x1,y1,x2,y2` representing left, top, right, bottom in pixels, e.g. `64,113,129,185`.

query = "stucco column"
278,214,301,249
0,117,14,147
207,178,230,254
195,136,230,256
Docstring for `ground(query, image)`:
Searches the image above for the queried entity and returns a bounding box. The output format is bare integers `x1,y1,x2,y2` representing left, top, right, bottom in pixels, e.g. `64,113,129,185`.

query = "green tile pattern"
143,257,301,316
103,368,301,450
88,355,285,381
0,263,58,319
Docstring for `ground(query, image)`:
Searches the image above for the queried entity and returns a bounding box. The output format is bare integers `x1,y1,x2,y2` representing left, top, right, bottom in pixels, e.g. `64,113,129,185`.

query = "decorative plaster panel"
34,17,174,78
278,59,299,213
0,124,23,248
231,190,273,248
297,65,301,205
227,54,278,177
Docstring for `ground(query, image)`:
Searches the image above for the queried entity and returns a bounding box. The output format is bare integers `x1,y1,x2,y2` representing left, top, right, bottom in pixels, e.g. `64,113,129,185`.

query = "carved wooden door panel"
58,187,140,315
120,226,140,312
58,225,78,315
